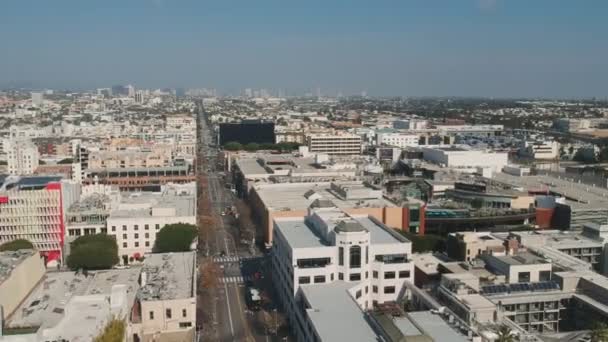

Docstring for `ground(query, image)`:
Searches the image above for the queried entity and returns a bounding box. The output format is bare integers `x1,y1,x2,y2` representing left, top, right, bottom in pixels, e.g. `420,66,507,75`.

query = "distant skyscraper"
316,87,322,98
31,92,43,106
245,88,253,98
175,88,185,97
96,88,112,98
111,85,128,96
134,91,144,103
126,84,135,97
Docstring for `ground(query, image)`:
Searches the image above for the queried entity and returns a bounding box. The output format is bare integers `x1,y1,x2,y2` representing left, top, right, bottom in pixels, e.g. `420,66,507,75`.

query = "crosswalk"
219,275,253,284
213,256,241,263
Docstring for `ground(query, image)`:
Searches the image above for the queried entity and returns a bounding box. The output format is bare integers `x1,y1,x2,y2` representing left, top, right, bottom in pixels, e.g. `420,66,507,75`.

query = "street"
195,103,289,342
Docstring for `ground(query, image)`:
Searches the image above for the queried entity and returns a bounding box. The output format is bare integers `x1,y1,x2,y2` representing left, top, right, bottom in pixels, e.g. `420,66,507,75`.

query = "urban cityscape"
1,1,608,342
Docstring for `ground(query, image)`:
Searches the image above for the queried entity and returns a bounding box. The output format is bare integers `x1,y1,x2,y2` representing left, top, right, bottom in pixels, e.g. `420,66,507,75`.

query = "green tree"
244,143,260,151
224,141,243,151
153,223,197,253
494,325,515,342
0,239,34,252
67,234,119,270
58,158,74,164
573,149,598,164
94,318,126,342
590,322,608,342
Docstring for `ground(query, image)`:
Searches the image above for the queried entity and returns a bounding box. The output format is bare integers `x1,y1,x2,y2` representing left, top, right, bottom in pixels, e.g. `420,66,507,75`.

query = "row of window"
111,224,160,232
299,270,411,284
120,233,152,240
123,241,150,248
149,308,188,320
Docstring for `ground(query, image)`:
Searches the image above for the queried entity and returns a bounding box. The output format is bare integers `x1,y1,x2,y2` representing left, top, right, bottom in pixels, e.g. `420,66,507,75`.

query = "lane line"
223,281,235,337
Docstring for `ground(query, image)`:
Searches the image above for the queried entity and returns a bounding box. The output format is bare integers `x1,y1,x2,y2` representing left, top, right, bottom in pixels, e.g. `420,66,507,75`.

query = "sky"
0,0,607,98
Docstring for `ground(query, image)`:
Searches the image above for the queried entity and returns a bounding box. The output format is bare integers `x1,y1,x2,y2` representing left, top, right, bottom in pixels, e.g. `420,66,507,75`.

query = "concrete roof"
0,249,38,285
110,192,195,218
274,219,327,249
356,216,408,245
408,311,469,342
6,268,140,329
301,281,378,342
138,251,196,301
253,181,396,212
492,252,548,266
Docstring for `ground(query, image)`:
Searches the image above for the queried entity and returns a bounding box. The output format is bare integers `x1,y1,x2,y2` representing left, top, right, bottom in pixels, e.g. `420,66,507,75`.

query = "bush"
0,239,34,252
244,143,260,151
224,141,242,151
153,223,198,253
67,234,119,270
58,158,74,164
94,318,126,342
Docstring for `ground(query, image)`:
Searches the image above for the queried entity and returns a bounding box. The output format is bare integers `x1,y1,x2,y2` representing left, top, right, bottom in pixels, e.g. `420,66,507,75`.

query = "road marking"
223,282,235,337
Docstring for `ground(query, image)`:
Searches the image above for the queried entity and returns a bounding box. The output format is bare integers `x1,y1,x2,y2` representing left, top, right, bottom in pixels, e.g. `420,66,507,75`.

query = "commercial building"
218,121,275,145
419,146,509,172
0,176,80,265
5,139,40,175
435,124,504,137
248,181,425,247
0,250,45,319
376,132,420,148
518,140,560,160
446,232,507,262
130,252,197,342
393,119,428,130
306,133,362,155
30,92,43,107
106,183,196,264
272,204,414,341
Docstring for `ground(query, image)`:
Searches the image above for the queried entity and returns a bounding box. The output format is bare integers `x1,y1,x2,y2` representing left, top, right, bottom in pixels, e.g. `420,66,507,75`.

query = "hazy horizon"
1,0,607,98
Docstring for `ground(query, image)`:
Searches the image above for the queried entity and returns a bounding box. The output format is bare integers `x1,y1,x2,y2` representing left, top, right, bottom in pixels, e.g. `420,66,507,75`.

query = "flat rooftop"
6,268,141,329
492,252,548,266
408,311,469,342
138,251,196,301
275,219,327,249
301,282,378,342
493,173,608,210
0,249,38,285
253,181,396,212
110,192,195,218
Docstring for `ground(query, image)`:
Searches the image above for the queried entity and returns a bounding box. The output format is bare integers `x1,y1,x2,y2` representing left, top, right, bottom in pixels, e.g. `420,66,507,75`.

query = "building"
106,183,196,264
0,250,45,319
376,132,420,148
306,133,362,155
393,119,428,130
272,204,415,341
0,176,80,265
248,181,425,247
30,92,43,107
130,252,197,342
3,267,140,341
435,124,504,137
6,139,40,175
218,121,275,145
446,232,507,262
518,140,560,160
419,146,509,172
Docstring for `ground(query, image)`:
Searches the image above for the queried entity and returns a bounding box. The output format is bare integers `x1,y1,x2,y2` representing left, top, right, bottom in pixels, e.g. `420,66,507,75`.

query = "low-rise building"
0,250,45,319
306,132,362,155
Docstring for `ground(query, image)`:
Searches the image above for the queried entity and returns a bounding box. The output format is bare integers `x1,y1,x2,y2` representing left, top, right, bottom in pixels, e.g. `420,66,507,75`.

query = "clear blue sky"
1,0,607,98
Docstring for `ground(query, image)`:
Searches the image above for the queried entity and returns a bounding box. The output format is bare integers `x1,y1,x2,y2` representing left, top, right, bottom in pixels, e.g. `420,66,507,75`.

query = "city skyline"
1,0,607,98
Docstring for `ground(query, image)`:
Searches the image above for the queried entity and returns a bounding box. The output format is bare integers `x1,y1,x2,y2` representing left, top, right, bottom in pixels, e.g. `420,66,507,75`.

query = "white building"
306,133,362,155
376,132,420,148
31,92,43,107
272,203,414,341
518,140,559,160
393,119,428,130
6,139,40,175
419,146,509,172
130,252,197,342
435,124,504,137
106,184,196,264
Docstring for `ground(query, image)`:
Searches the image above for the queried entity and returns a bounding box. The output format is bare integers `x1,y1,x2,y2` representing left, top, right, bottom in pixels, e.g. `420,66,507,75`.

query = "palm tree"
494,325,515,342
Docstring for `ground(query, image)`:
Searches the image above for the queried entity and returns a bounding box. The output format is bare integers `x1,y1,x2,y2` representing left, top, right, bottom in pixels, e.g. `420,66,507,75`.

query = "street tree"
67,234,119,270
152,223,198,253
0,239,34,252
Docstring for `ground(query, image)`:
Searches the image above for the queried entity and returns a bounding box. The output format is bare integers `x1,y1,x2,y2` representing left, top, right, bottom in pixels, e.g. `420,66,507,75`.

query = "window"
331,273,334,281
338,273,344,280
135,242,139,247
372,286,378,293
122,225,127,231
166,309,172,319
299,276,311,284
365,246,369,264
145,233,149,239
182,309,187,317
122,234,127,239
350,245,361,268
384,271,396,279
145,224,149,230
123,242,128,248
101,228,107,234
384,286,396,294
399,270,410,278
179,322,192,328
145,241,150,247
149,311,154,320
349,273,361,281
155,224,160,230
365,271,368,279
134,225,139,231
365,286,368,294
134,233,139,239
339,247,344,266
356,290,362,299
540,270,551,282
314,275,326,284
297,258,331,268
373,271,378,279
518,272,531,283
111,226,116,232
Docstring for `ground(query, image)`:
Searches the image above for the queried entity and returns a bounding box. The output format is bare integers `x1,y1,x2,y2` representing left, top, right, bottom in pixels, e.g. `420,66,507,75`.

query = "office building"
6,139,40,175
306,133,362,155
376,132,420,148
419,146,509,172
218,121,275,145
30,92,43,107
